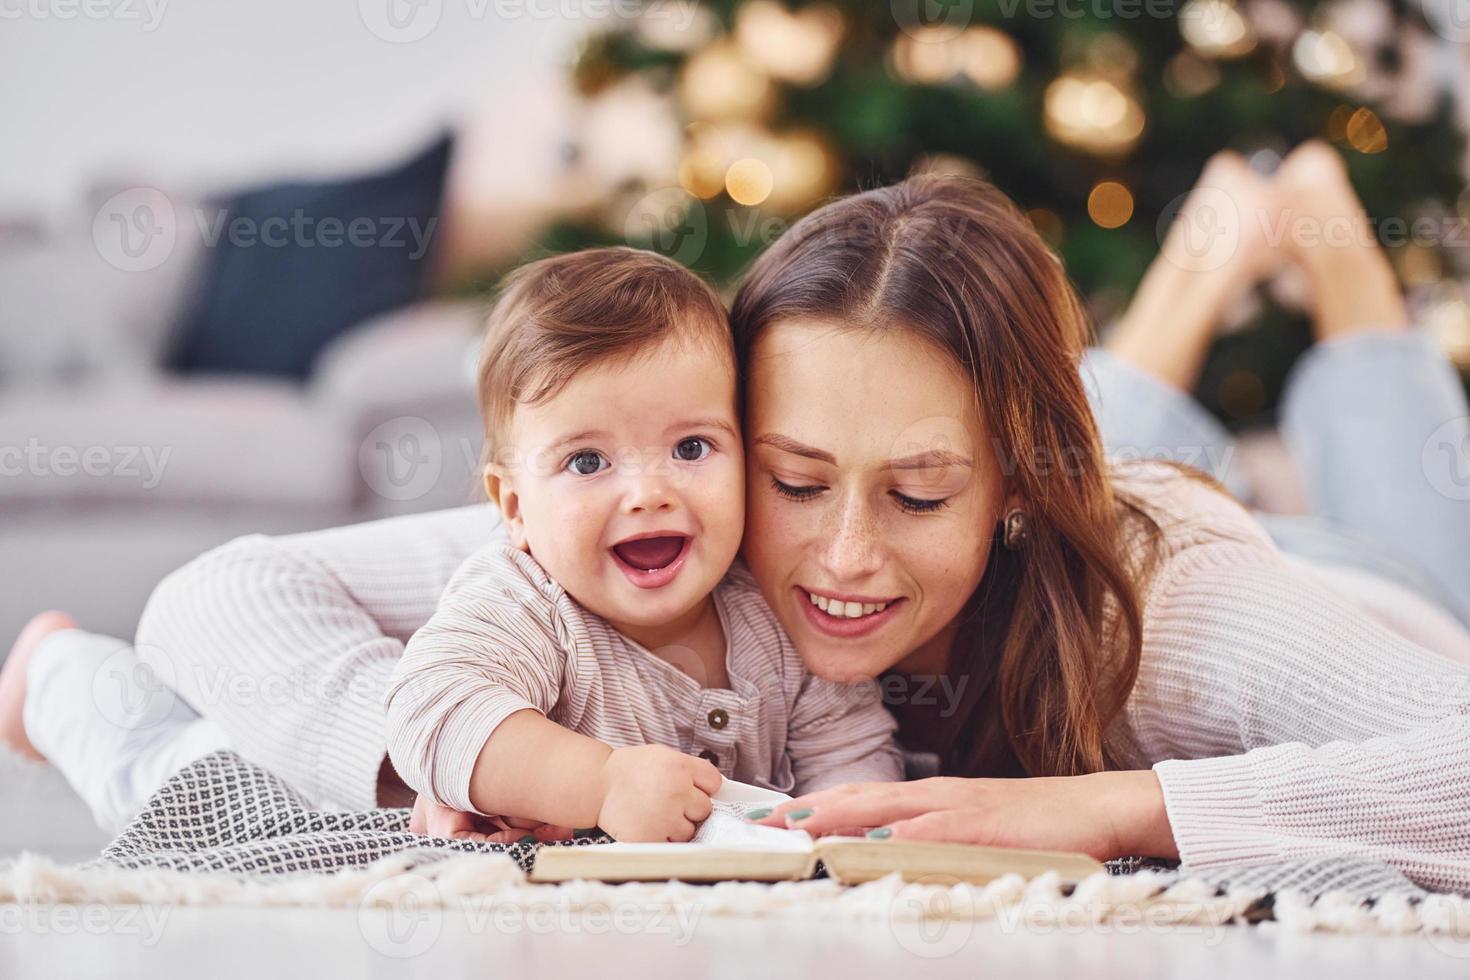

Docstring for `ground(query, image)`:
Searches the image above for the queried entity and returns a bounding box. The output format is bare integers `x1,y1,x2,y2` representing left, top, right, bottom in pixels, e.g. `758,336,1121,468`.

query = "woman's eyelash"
769,477,949,515
769,476,821,501
893,492,949,514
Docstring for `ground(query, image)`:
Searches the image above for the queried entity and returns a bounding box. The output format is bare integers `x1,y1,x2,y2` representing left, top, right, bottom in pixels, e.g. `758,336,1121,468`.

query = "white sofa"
0,216,488,645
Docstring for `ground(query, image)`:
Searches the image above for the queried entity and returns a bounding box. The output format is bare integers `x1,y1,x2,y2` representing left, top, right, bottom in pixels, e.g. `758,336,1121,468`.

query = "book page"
598,800,812,854
710,777,793,807
691,801,812,851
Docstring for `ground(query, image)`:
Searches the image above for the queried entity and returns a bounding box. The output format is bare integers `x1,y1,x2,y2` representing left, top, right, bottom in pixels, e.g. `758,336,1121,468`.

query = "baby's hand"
595,745,721,842
411,792,496,841
409,793,573,843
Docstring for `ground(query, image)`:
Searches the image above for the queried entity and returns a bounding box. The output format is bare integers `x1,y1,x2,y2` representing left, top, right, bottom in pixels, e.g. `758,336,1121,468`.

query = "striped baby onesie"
384,543,903,814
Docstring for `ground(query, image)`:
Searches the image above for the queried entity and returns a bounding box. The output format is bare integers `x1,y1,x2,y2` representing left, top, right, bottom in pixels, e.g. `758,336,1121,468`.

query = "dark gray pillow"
168,133,453,380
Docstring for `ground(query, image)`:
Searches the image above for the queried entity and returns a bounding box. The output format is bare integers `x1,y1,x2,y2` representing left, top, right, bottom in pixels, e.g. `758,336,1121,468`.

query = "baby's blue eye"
674,437,712,462
566,451,608,476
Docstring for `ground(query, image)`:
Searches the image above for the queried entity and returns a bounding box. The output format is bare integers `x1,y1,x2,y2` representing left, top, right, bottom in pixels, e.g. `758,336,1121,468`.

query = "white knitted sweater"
135,465,1470,892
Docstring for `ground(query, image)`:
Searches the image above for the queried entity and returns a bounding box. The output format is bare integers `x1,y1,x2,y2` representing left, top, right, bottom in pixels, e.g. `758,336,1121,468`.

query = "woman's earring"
1001,508,1029,550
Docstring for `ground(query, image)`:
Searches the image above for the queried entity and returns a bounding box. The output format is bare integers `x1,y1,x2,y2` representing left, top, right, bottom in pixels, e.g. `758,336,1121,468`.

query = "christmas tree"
508,0,1470,426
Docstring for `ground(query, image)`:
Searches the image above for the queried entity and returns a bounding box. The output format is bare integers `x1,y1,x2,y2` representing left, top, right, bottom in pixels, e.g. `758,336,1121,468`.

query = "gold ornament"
1344,106,1388,153
763,130,838,212
1087,181,1135,229
680,40,775,121
891,26,956,84
1180,0,1257,59
678,148,727,199
636,1,718,53
956,27,1022,89
1293,29,1365,90
1044,73,1146,158
891,26,1021,91
582,79,683,191
735,1,845,86
726,158,774,206
682,122,837,213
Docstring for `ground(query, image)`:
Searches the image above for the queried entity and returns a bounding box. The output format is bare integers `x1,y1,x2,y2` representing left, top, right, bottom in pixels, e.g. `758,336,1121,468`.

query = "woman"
736,145,1470,892
6,143,1469,888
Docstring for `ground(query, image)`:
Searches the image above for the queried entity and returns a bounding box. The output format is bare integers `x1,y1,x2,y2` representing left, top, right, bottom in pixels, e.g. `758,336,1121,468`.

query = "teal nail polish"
785,807,813,822
744,807,772,821
867,827,893,839
517,834,537,845
573,827,600,839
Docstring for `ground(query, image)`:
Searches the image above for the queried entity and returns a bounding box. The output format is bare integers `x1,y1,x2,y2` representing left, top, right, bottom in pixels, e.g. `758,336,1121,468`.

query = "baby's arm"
470,712,720,839
786,673,905,793
384,545,719,840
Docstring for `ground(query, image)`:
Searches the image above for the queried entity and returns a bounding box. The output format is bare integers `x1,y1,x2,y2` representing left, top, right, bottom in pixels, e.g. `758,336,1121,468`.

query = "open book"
529,780,1105,885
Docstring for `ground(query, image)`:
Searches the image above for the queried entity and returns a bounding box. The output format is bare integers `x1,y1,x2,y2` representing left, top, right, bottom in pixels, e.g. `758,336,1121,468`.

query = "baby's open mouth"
610,535,688,572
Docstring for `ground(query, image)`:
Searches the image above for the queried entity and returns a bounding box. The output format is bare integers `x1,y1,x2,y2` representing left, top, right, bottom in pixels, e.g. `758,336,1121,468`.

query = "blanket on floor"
4,751,1467,941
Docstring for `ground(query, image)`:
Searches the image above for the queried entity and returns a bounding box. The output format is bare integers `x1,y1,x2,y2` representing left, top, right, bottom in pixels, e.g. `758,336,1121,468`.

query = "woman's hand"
409,793,575,844
749,772,1178,861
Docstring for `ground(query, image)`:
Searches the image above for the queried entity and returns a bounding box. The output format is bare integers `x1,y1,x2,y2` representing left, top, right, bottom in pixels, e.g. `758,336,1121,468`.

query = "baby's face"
492,334,744,637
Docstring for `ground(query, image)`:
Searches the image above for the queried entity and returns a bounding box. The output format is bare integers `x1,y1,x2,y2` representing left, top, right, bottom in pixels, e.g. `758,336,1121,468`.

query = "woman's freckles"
737,318,1001,680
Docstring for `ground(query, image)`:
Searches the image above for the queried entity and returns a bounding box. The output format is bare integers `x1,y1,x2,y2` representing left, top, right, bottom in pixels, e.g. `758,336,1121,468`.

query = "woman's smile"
795,585,907,638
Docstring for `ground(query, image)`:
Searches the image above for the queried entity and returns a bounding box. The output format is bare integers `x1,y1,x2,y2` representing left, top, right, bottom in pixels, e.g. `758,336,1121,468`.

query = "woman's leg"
1088,151,1269,499
1082,348,1250,500
1105,151,1276,393
1,613,229,833
1272,144,1470,624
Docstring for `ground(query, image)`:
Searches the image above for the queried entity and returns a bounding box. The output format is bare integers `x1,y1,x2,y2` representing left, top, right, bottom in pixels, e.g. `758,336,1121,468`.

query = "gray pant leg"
1279,329,1470,624
1081,348,1250,500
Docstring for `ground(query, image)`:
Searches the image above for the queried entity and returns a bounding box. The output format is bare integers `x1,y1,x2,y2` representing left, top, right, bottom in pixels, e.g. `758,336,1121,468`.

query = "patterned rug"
1,751,1467,944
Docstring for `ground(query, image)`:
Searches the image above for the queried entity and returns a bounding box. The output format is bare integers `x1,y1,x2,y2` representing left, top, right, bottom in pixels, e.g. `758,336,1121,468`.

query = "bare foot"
0,611,77,761
1109,151,1275,390
1271,141,1410,340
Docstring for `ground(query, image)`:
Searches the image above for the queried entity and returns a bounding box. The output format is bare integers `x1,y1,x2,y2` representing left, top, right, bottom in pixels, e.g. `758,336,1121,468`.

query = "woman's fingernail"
867,827,893,839
744,808,773,821
573,827,600,838
785,808,813,823
517,834,537,845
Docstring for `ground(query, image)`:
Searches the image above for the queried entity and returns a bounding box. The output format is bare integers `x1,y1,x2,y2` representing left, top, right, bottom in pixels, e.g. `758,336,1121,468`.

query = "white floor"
1,905,1465,978
2,748,1462,976
0,749,111,865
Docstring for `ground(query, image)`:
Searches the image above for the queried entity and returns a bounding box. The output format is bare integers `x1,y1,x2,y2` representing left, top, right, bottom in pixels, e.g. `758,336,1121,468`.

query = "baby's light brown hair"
477,247,733,467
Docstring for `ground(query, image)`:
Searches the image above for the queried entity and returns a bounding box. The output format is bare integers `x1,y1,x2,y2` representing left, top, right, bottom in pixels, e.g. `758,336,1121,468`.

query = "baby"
384,247,901,842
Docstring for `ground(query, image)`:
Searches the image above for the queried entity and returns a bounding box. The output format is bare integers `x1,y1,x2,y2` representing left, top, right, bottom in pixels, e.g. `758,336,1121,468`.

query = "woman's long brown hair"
729,174,1158,779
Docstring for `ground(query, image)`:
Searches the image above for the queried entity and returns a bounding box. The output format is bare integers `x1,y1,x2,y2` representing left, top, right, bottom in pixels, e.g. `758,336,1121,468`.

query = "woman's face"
741,318,1011,683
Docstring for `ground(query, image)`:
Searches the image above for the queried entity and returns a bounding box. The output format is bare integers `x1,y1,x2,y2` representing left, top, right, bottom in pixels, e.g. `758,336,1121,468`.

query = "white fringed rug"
3,750,1467,943
3,848,1469,944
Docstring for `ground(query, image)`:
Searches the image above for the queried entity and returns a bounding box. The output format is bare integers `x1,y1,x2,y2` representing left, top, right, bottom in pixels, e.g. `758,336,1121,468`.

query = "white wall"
0,1,586,219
